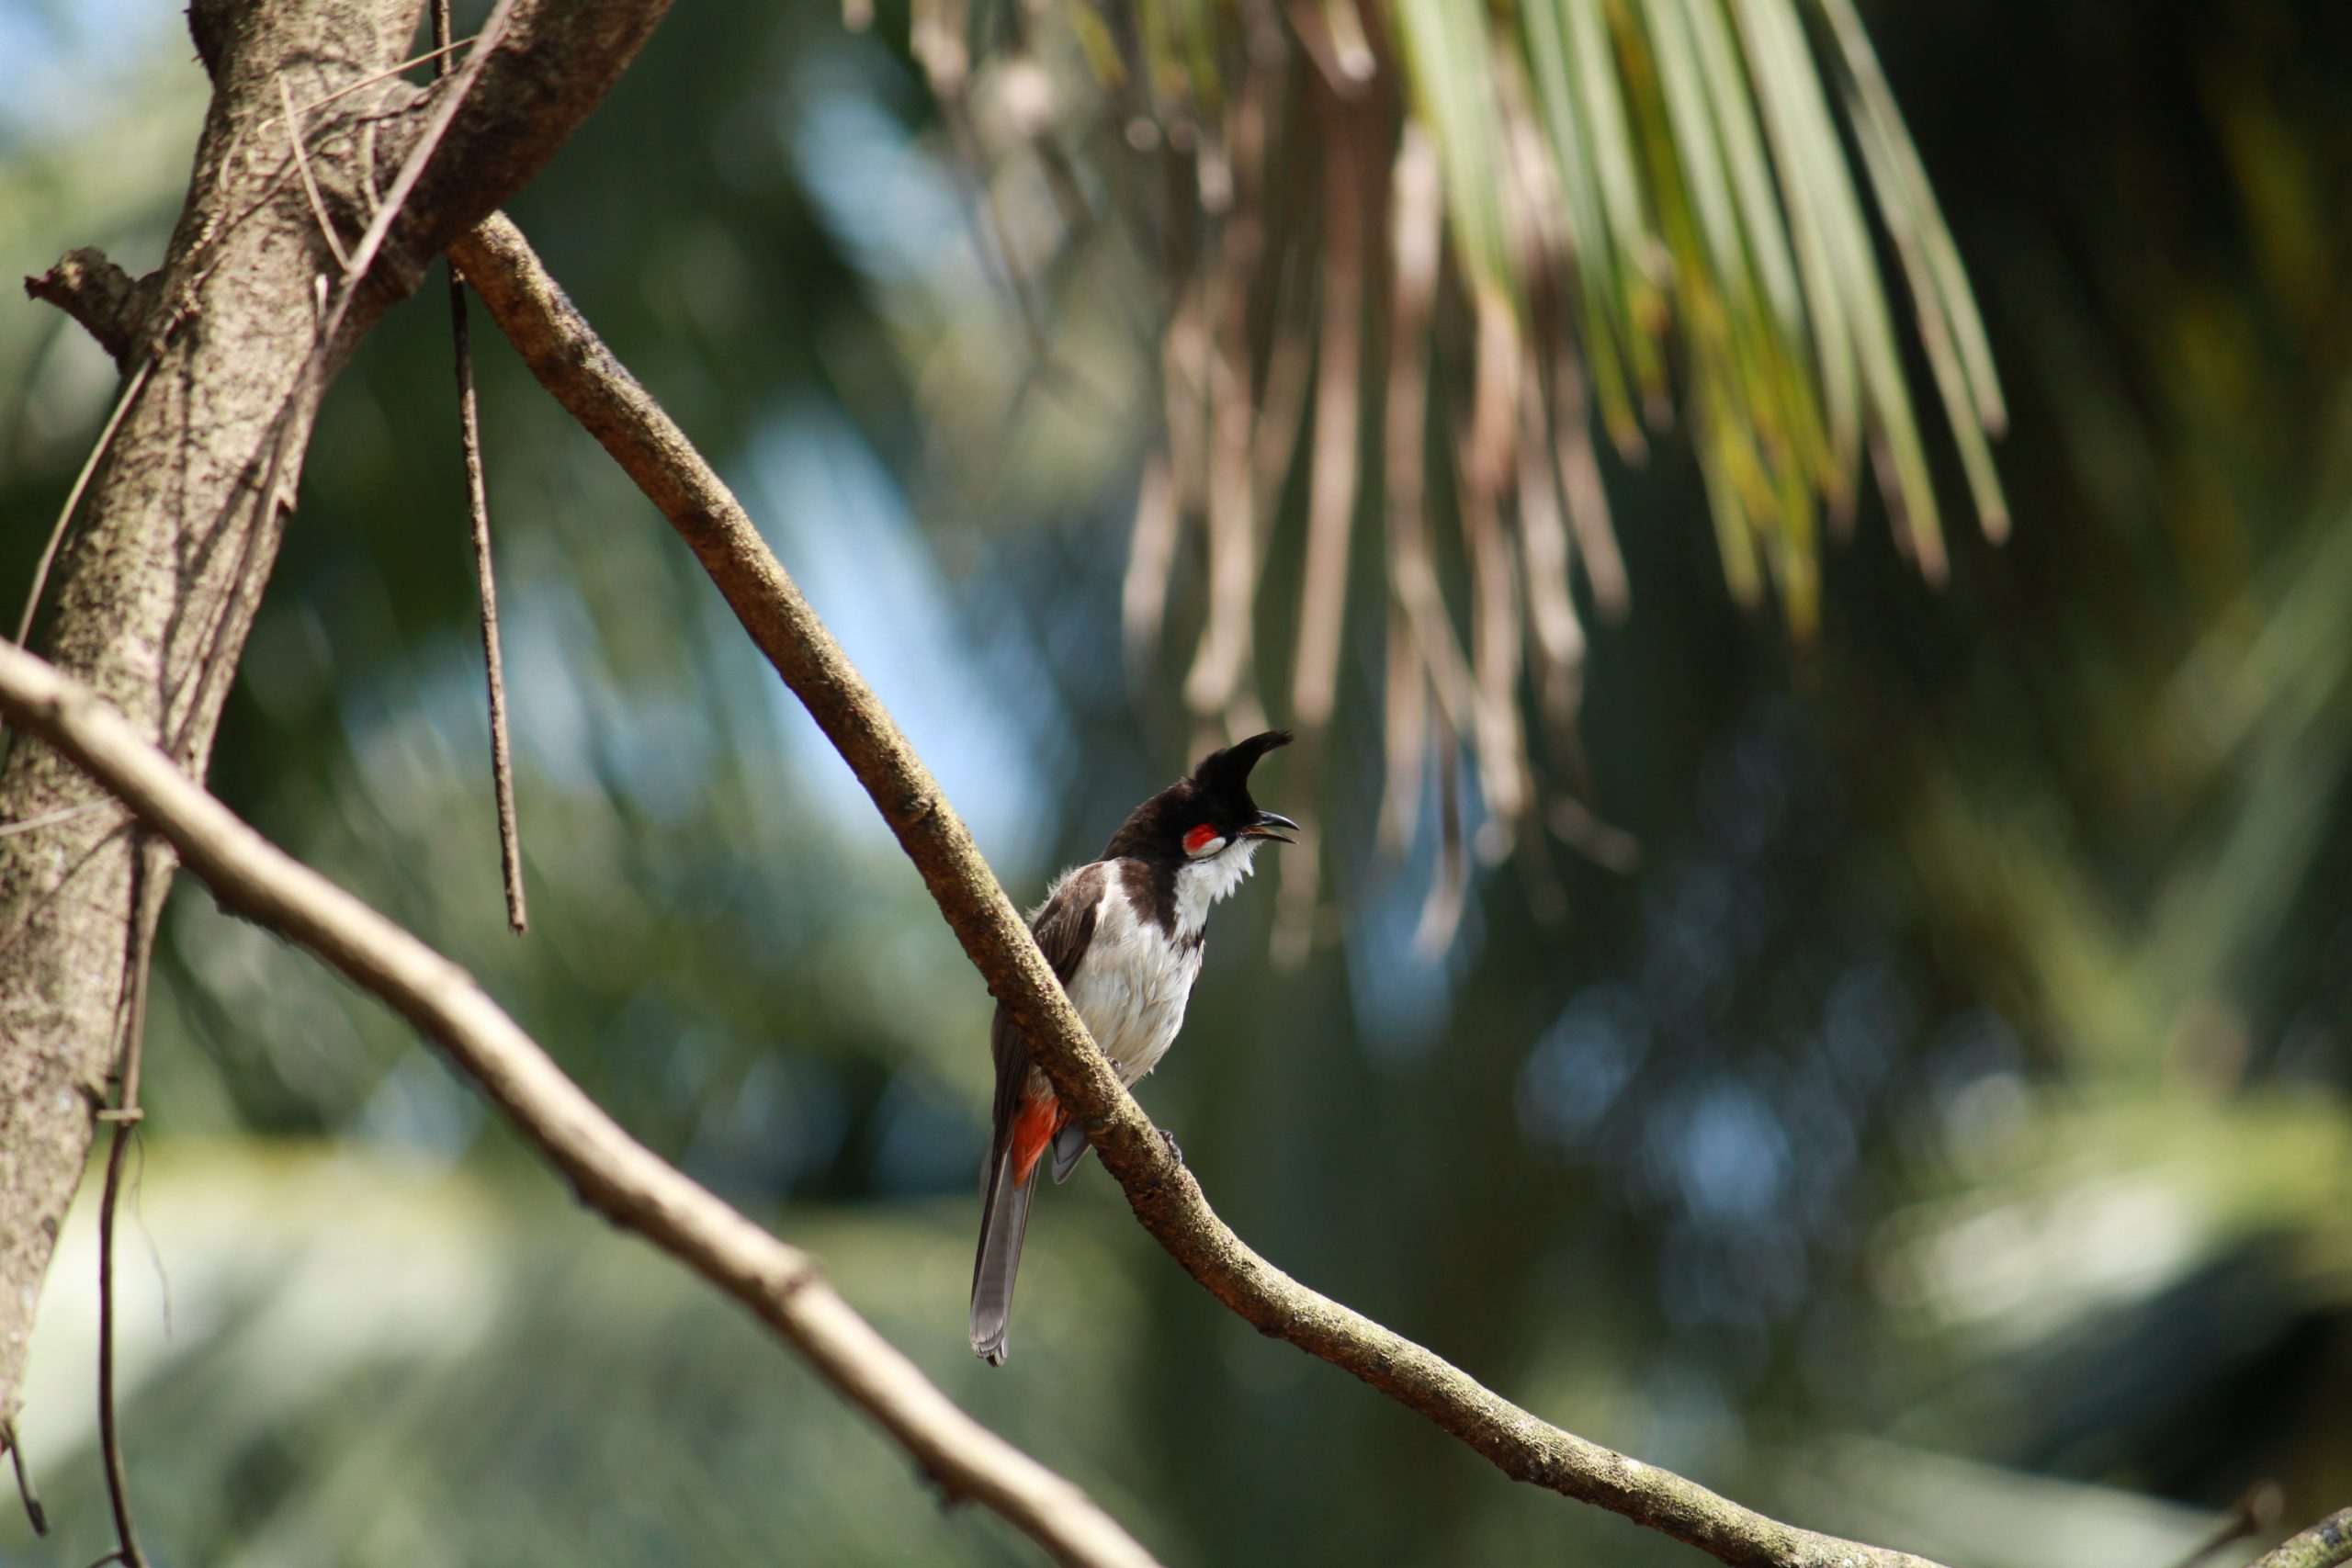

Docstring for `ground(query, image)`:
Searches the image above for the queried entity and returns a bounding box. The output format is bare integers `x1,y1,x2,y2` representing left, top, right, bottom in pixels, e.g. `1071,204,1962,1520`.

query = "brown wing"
985,861,1106,1176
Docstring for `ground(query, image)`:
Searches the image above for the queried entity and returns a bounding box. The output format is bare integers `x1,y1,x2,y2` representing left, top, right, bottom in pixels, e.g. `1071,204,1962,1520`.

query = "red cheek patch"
1183,823,1222,855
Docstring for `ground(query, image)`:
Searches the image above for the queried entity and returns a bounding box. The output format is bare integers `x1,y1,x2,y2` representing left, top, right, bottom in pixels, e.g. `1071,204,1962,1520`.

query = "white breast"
1040,841,1263,1092
1064,875,1202,1087
1173,838,1261,937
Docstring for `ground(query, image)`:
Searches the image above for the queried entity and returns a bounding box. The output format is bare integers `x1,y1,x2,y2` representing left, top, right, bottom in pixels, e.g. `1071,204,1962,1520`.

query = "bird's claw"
1159,1127,1185,1167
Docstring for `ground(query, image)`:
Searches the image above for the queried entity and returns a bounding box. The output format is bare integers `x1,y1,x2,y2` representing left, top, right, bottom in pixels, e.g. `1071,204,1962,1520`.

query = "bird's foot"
1159,1127,1185,1168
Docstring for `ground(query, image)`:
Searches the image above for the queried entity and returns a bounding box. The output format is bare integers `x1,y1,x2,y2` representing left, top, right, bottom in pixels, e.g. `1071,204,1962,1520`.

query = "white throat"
1173,839,1261,937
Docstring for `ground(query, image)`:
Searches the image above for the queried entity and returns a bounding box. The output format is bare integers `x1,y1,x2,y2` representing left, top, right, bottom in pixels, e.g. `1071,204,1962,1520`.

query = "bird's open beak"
1242,809,1299,844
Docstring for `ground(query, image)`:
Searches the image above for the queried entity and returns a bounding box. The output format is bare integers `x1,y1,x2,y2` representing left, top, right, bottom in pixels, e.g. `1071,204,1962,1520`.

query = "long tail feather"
969,1146,1037,1364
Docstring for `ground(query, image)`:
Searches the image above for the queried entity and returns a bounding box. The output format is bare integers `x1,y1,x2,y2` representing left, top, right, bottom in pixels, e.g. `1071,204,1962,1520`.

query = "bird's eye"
1182,823,1225,858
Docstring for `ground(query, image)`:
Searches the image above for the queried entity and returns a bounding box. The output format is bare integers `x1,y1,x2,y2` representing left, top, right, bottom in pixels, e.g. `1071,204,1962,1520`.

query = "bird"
970,730,1296,1365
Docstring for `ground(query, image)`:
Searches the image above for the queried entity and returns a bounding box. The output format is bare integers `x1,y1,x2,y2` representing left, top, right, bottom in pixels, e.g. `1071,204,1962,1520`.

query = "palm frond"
916,0,2005,948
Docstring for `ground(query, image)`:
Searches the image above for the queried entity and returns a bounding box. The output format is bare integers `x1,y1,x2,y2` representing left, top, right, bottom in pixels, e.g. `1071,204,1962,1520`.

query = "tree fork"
0,0,676,1427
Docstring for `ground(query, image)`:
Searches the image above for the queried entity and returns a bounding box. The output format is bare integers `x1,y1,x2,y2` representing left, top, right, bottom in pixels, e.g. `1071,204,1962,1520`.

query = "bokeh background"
4,1,2351,1565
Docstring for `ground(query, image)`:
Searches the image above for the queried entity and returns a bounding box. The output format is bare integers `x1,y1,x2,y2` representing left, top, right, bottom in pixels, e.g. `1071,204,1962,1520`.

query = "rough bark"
2253,1509,2352,1568
0,0,673,1426
22,251,156,372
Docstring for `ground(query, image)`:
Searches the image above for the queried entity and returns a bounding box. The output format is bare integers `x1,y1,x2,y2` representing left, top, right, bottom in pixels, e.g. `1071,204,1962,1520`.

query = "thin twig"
94,834,167,1568
13,360,153,649
253,35,480,132
2,1417,47,1535
449,210,1952,1568
0,642,1159,1568
462,352,531,914
0,800,117,838
277,77,352,273
436,0,526,934
93,1132,142,1568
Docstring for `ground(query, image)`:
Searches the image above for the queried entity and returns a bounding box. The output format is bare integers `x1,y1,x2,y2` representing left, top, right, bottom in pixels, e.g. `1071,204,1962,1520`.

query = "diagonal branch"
0,641,1157,1568
2252,1508,2352,1568
448,211,1950,1568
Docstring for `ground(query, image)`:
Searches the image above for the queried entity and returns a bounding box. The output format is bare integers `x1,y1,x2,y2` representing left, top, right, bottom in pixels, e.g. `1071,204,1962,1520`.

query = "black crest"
1189,730,1294,811
1102,730,1294,862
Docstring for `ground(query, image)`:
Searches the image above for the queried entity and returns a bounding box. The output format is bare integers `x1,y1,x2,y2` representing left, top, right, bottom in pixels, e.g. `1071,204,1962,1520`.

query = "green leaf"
1391,0,1513,297
1814,0,2007,435
1680,0,1805,338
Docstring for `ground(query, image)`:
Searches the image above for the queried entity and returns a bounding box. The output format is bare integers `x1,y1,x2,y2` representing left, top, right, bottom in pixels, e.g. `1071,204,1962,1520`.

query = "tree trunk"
0,0,673,1427
0,0,418,1426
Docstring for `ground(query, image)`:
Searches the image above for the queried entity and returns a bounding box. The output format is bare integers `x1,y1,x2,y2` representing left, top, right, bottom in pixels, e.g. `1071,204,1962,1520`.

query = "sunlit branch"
450,209,1951,1568
0,641,1159,1568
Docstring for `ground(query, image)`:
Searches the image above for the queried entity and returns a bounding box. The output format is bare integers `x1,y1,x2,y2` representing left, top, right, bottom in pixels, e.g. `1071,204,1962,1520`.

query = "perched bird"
970,731,1296,1365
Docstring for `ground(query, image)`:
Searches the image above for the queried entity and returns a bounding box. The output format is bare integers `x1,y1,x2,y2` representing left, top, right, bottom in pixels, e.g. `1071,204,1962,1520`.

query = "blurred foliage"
894,0,2009,944
15,1143,1165,1567
2,1,2350,1566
